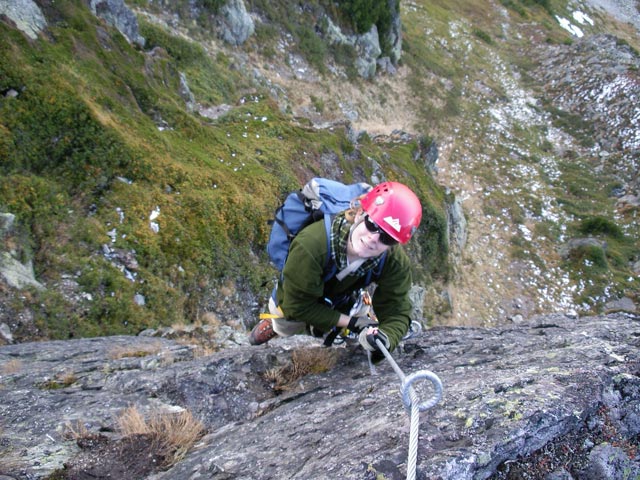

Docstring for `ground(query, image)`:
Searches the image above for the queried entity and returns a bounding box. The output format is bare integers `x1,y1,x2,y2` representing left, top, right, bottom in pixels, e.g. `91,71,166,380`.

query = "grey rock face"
386,0,402,63
0,212,43,291
320,15,382,79
0,0,47,39
447,194,468,253
0,213,15,233
533,34,639,189
354,25,382,80
319,0,402,78
1,313,639,479
578,443,640,479
0,252,43,290
215,0,254,46
89,0,145,47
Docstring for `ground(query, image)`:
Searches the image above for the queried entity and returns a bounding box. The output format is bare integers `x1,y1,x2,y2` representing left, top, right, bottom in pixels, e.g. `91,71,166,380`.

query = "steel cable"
371,339,443,480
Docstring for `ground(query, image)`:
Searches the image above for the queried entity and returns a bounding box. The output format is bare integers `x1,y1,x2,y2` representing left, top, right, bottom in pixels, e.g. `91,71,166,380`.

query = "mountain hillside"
0,0,639,342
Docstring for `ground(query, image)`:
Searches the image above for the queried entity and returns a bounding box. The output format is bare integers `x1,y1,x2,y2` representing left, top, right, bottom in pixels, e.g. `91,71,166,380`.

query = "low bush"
578,216,624,240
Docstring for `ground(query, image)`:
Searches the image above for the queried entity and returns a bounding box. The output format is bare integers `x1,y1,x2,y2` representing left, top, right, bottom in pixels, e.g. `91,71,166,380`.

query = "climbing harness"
369,338,443,480
323,288,374,346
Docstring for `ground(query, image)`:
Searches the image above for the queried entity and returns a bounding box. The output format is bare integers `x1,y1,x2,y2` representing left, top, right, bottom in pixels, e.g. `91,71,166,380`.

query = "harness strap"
335,258,365,281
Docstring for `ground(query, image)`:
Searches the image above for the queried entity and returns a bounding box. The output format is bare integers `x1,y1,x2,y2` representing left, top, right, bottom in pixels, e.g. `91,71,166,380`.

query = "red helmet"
360,182,422,244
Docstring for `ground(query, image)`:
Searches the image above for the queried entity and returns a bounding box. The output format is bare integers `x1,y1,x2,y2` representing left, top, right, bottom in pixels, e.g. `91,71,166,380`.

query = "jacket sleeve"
371,247,413,355
277,223,342,332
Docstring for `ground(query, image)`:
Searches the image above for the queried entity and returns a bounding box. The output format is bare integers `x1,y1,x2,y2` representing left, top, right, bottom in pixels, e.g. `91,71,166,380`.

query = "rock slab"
0,313,639,479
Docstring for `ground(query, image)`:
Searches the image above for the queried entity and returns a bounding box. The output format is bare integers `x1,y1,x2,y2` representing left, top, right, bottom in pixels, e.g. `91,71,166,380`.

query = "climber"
248,181,422,362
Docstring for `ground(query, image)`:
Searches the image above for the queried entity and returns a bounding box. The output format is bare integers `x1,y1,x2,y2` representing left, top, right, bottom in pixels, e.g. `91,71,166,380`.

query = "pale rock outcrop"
215,0,255,46
89,0,145,47
0,0,47,39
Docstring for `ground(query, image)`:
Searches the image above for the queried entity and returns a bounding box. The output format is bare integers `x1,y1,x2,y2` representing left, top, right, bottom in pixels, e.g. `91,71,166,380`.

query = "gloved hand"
358,327,390,353
347,315,376,333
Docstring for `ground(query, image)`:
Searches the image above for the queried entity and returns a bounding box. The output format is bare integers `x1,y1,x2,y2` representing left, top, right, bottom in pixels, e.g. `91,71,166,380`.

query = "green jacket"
276,218,414,352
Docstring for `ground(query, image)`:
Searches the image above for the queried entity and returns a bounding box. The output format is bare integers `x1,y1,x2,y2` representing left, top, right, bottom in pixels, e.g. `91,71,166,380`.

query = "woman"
249,181,422,361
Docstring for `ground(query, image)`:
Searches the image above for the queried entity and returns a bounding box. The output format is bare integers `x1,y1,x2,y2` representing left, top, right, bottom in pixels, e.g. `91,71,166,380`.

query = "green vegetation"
501,0,553,17
399,0,638,317
1,0,638,336
336,0,398,50
0,1,449,338
579,216,624,239
545,104,596,149
244,0,399,69
296,24,328,73
473,28,494,45
560,212,638,312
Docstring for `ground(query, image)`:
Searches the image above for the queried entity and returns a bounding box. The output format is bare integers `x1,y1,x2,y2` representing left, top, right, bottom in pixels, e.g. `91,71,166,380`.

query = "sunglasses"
363,215,398,246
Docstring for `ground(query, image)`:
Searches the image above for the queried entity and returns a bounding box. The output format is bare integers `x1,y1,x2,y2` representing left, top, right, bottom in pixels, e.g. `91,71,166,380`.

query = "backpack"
266,178,385,282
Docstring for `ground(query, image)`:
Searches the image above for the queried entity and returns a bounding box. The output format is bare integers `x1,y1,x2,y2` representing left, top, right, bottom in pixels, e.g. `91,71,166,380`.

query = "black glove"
358,328,390,353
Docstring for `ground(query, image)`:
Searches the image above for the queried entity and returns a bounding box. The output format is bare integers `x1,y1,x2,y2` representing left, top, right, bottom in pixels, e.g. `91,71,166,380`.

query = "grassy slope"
0,0,637,338
398,0,639,323
0,0,448,339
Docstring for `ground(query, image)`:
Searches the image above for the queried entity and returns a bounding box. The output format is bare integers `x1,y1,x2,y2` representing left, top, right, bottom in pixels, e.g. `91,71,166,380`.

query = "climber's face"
347,214,391,259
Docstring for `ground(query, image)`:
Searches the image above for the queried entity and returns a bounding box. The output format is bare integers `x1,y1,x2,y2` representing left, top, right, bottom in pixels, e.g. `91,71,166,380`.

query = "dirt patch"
48,434,165,480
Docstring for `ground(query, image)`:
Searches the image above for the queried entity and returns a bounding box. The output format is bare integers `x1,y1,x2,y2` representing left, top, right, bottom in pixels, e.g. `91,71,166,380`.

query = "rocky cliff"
1,312,638,479
1,2,639,477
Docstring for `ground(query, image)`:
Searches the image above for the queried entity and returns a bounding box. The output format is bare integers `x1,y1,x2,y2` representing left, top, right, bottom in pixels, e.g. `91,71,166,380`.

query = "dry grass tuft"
116,406,206,467
63,420,94,441
108,342,162,360
1,359,22,375
199,312,222,328
173,312,222,331
189,343,217,358
264,347,338,391
37,371,78,390
58,371,77,387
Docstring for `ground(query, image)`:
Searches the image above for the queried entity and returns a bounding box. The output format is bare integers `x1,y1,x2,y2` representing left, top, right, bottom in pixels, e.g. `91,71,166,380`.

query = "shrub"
579,216,624,240
473,28,493,44
1,88,137,195
296,25,327,73
524,0,553,15
338,0,396,35
201,0,225,14
139,21,206,66
332,42,358,76
500,0,528,17
568,244,608,270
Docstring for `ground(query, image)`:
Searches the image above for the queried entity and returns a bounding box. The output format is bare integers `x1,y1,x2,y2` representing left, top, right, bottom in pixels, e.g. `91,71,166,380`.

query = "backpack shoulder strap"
272,204,294,240
322,214,337,282
364,250,387,285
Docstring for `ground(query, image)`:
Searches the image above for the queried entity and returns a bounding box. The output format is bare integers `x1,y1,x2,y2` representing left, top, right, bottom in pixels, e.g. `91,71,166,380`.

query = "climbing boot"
249,317,278,345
